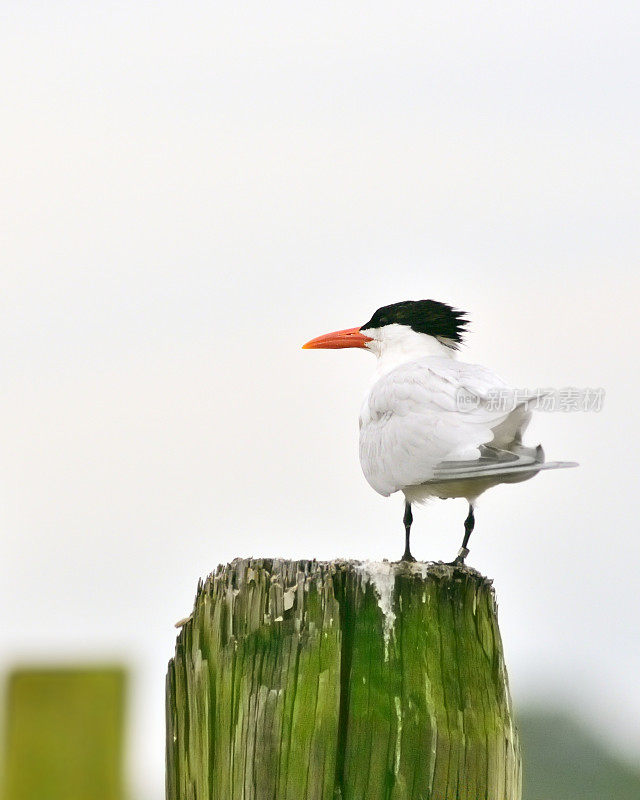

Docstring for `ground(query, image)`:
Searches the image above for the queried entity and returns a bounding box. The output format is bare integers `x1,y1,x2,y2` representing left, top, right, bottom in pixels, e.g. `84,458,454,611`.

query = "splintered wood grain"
166,559,521,800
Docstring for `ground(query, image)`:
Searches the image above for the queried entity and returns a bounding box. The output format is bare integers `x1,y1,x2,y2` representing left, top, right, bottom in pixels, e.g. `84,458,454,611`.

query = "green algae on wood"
166,559,521,800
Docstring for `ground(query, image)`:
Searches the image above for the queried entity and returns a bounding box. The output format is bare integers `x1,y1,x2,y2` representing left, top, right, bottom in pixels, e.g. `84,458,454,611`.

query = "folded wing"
359,357,532,496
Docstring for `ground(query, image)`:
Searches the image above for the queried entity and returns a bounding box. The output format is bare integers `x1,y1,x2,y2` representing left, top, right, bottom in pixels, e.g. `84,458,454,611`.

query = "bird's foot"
400,550,417,563
446,546,470,567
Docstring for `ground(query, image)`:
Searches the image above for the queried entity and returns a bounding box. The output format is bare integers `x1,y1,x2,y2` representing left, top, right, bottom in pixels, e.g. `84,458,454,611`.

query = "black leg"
451,503,475,565
462,504,475,550
401,501,416,562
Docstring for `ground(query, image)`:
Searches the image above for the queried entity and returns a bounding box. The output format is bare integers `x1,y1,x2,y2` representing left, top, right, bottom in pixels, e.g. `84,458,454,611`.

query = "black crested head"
360,300,468,346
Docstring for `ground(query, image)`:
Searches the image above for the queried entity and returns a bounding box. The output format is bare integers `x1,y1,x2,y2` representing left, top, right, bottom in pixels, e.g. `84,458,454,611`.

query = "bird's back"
358,356,531,497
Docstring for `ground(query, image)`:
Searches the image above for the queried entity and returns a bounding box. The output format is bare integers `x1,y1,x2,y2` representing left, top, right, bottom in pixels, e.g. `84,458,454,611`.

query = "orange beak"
302,326,372,350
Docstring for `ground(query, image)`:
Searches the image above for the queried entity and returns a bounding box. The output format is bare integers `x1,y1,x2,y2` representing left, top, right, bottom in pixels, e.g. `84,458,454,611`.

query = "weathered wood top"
167,558,521,800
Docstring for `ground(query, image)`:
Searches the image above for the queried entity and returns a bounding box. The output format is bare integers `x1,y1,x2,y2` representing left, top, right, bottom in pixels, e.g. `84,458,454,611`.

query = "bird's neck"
371,329,457,379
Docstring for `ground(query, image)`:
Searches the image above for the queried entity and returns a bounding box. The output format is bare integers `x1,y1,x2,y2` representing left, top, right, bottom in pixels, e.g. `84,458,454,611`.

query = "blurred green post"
167,558,521,800
3,667,126,800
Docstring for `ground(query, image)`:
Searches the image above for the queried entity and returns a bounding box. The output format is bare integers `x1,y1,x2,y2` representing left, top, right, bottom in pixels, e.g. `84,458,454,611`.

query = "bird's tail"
430,444,578,482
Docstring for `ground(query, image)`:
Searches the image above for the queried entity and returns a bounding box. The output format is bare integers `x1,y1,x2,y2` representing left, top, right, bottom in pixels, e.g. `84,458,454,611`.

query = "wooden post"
4,667,126,800
166,559,521,800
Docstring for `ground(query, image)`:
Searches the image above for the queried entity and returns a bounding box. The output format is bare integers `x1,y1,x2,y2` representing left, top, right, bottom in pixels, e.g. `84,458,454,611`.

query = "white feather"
359,354,529,498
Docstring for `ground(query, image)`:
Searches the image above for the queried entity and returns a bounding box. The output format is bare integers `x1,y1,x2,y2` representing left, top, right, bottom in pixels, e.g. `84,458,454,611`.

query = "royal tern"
303,299,577,563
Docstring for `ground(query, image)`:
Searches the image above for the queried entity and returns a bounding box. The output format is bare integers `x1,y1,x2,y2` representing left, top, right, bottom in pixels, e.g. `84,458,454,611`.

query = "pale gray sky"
1,2,639,797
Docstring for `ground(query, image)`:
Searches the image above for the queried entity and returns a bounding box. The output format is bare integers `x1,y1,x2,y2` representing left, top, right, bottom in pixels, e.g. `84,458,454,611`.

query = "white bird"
303,299,577,563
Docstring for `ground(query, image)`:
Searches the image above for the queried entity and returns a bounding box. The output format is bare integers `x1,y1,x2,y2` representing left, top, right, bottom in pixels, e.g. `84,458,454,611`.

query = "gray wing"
428,444,578,483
